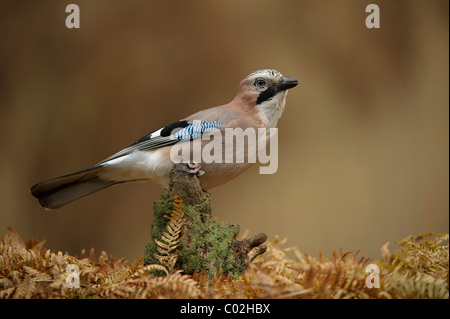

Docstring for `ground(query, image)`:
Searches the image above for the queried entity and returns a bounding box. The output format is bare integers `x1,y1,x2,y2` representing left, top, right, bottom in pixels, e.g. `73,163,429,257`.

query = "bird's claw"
186,163,205,177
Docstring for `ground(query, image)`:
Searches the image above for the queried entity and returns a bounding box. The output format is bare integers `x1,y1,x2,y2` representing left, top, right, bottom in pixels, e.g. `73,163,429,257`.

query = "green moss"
150,190,174,240
143,190,173,276
144,188,247,280
176,198,242,279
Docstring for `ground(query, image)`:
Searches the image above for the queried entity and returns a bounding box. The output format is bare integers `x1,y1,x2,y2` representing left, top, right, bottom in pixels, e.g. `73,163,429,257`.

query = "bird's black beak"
273,77,298,92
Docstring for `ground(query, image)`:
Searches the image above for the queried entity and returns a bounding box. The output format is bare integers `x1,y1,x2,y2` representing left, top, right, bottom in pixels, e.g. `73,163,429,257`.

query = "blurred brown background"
0,0,448,261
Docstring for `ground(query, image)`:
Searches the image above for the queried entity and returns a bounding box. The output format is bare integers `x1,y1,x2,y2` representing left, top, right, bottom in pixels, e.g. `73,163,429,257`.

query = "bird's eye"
254,78,267,89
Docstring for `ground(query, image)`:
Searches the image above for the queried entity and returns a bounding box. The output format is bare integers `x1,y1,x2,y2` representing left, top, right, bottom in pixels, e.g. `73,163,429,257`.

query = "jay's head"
235,69,298,127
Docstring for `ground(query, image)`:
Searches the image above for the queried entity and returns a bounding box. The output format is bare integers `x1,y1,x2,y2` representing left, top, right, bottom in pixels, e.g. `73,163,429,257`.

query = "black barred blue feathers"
173,121,227,141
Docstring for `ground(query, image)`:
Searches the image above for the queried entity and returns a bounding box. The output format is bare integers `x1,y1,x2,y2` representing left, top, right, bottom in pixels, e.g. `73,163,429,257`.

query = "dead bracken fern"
98,196,200,298
152,195,185,274
395,232,449,280
0,226,142,299
102,269,201,299
0,227,448,299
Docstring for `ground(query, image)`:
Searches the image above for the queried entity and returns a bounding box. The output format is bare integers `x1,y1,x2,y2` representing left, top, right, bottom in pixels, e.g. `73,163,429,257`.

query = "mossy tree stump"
144,164,267,279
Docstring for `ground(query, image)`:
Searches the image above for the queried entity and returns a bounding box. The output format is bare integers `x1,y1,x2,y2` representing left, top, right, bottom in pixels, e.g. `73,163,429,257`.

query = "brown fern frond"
1,226,448,299
151,196,185,274
132,264,169,277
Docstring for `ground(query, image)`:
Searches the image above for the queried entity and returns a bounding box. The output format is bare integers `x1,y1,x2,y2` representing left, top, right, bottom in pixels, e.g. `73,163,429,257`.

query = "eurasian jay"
31,69,298,209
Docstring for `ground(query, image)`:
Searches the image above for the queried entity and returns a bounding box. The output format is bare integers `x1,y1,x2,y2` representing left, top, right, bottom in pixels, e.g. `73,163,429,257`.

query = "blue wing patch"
173,121,227,141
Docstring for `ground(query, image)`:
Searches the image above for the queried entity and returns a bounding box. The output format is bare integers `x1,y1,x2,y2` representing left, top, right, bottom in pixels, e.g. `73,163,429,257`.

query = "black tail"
31,166,116,210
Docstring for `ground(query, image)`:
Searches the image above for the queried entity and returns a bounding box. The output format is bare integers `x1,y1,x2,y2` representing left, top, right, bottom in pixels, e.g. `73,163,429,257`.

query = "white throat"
255,91,288,128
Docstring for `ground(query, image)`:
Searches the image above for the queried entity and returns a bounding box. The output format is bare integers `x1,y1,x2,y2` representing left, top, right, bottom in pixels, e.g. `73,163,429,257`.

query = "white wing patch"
149,128,163,138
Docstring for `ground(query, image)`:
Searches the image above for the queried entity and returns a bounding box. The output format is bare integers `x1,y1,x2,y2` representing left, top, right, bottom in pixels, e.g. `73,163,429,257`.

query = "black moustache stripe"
256,86,275,105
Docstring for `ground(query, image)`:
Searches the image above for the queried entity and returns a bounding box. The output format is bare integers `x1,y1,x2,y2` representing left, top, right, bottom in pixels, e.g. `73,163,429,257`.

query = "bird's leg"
186,162,205,177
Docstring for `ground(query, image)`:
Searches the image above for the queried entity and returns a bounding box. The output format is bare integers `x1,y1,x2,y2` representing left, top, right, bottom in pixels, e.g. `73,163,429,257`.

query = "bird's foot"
186,162,205,177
